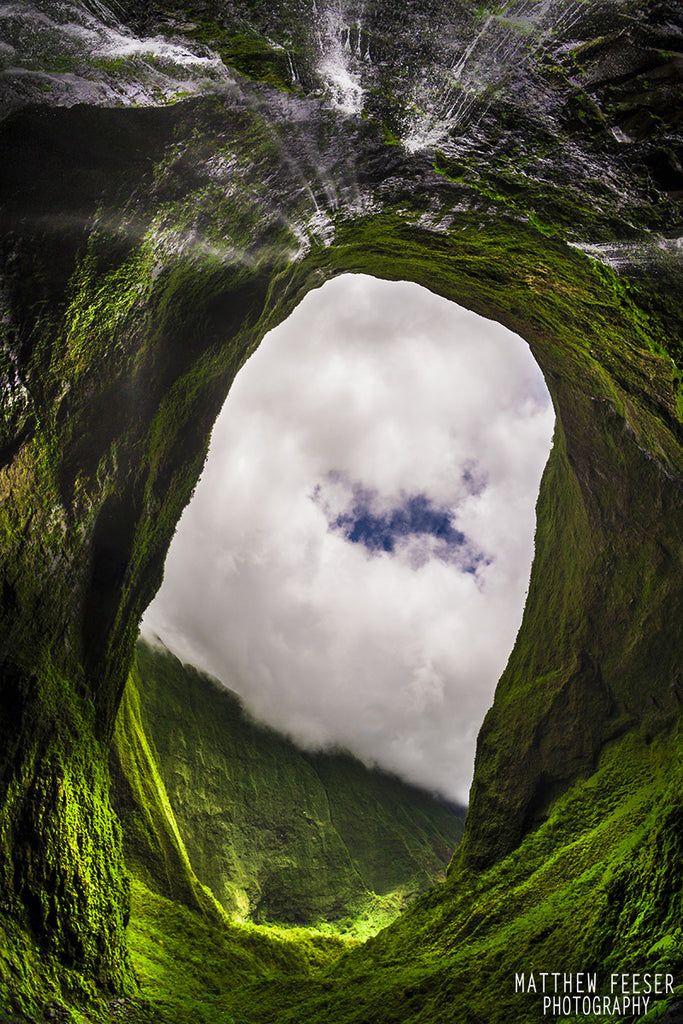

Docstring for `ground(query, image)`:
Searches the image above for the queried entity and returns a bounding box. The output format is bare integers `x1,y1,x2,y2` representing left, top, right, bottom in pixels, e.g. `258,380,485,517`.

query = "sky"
141,274,555,804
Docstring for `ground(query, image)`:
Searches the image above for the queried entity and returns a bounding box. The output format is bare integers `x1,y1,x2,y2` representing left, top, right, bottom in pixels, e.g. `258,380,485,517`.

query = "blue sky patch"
335,493,465,553
313,475,490,572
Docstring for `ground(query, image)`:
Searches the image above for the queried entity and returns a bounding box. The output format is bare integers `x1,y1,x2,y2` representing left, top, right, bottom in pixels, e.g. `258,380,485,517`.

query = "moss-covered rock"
1,0,682,1019
114,640,462,931
0,661,132,1018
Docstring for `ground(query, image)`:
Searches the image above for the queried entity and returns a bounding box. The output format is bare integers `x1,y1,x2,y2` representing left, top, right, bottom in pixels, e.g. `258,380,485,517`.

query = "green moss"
126,877,349,1024
268,727,683,1024
432,151,655,242
117,642,462,933
109,667,211,913
1,37,682,1017
3,195,682,1018
215,35,299,93
0,659,132,1020
159,19,300,93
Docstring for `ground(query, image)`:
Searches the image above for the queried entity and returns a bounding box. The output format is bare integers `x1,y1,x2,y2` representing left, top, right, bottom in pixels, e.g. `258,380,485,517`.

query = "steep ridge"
112,640,463,933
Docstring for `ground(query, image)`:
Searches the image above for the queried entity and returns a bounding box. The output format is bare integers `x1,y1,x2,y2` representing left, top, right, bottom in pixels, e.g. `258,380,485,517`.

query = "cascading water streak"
400,0,588,153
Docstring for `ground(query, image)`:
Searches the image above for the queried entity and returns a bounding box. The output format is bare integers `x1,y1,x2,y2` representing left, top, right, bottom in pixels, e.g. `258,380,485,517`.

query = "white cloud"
142,274,554,804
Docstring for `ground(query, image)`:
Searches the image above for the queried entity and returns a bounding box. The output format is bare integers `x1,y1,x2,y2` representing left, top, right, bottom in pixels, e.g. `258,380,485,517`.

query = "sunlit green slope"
112,640,463,934
99,641,464,1024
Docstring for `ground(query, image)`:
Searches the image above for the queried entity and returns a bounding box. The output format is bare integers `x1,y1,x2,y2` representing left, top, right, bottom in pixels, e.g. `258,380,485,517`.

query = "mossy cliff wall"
0,0,682,1017
111,641,462,930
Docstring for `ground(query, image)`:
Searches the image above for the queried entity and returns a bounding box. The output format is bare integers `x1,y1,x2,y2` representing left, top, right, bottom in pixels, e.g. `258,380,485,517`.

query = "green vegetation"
1,0,683,1019
101,641,461,1022
273,725,683,1023
110,659,211,914
432,150,635,242
117,641,462,933
184,28,301,93
106,214,683,1021
2,187,682,1019
0,660,133,1021
125,878,349,1024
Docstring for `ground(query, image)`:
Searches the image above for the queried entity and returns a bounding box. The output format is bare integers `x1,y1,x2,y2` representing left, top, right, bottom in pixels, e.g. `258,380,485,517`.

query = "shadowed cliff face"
0,0,682,1013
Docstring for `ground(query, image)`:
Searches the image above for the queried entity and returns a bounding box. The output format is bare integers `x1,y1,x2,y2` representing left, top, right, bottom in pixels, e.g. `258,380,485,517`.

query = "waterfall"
401,0,588,154
312,0,365,115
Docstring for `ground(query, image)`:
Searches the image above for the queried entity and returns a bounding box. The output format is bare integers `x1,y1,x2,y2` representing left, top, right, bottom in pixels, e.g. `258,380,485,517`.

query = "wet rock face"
2,0,681,240
0,0,682,993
